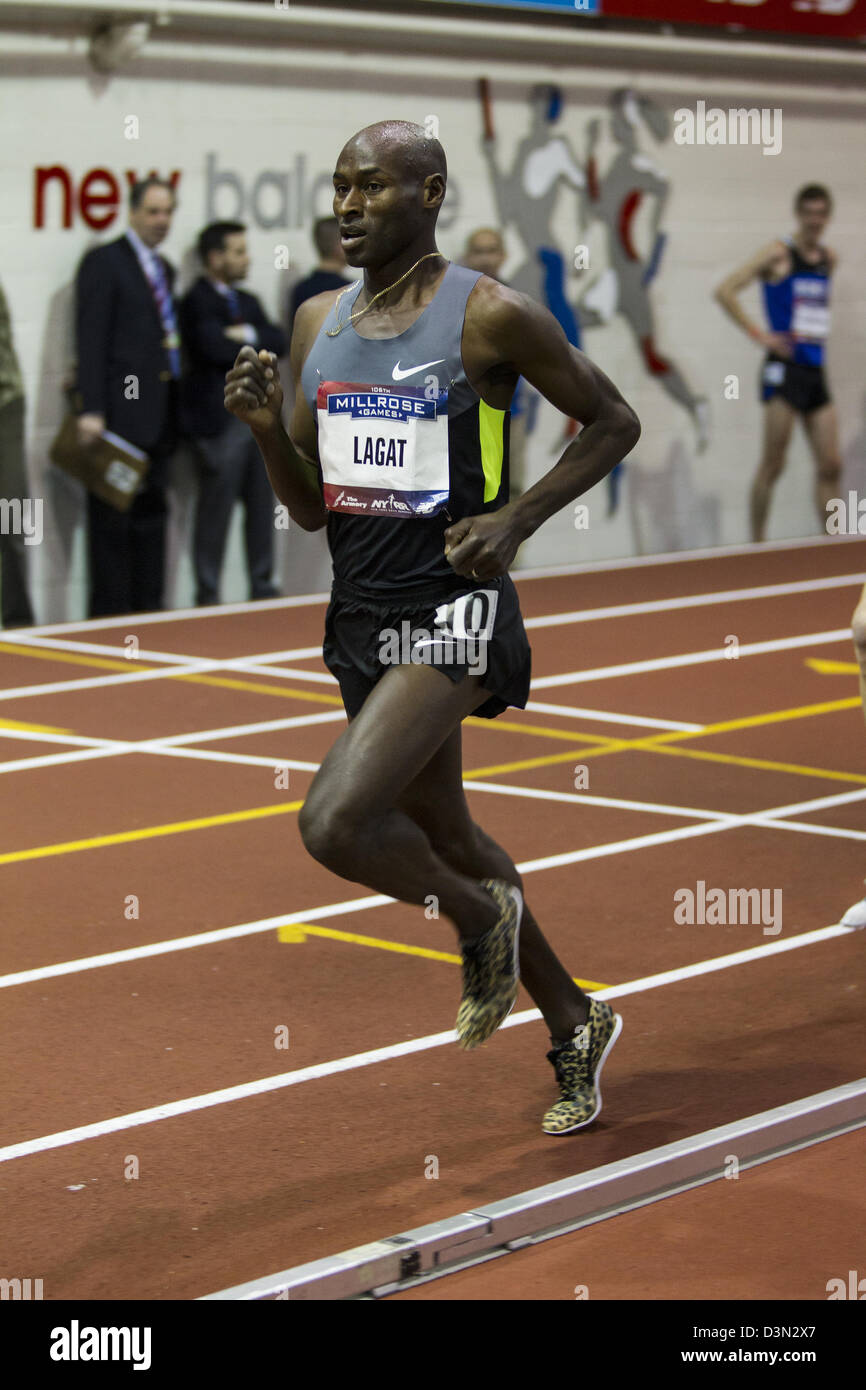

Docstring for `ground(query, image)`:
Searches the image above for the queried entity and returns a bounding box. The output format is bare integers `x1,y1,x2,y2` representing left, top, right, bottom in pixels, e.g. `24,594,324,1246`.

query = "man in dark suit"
180,221,286,605
75,176,180,618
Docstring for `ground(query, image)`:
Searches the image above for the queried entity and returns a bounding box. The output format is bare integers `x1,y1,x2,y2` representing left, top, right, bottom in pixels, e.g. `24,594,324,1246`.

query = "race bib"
317,380,449,518
791,277,830,341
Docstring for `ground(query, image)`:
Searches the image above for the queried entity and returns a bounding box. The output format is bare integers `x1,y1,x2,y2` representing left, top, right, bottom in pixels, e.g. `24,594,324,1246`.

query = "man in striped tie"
74,177,180,617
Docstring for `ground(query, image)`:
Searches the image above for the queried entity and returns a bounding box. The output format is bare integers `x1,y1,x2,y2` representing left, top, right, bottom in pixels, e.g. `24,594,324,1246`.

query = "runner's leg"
801,400,842,531
299,661,507,941
751,395,795,542
394,723,590,1040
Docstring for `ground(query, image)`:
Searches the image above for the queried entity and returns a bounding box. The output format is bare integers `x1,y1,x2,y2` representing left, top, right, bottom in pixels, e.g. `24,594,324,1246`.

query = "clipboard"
49,413,151,513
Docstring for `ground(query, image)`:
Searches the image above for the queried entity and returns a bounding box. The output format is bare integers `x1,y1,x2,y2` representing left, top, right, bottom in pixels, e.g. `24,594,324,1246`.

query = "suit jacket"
75,234,178,452
179,277,286,438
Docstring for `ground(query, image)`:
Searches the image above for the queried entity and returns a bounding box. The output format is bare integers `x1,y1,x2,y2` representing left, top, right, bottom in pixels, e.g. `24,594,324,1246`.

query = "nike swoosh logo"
391,359,445,381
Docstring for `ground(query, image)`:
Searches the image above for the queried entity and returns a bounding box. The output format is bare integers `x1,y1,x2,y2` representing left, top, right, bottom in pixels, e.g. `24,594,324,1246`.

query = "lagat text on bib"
317,380,449,518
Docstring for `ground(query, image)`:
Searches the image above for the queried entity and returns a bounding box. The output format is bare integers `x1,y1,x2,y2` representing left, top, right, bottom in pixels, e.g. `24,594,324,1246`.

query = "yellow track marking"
646,697,860,744
277,922,462,961
501,697,861,766
275,920,608,989
0,642,134,672
0,717,73,734
2,654,864,868
649,743,866,786
169,672,344,705
806,658,859,675
464,716,616,745
3,690,864,865
472,734,866,788
465,697,866,782
544,697,862,758
0,640,342,706
0,800,305,866
464,748,607,778
0,640,662,735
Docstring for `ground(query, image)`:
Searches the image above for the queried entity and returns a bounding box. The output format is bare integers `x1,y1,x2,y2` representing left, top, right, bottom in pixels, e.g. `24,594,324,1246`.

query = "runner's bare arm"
223,295,335,532
451,283,640,570
714,241,789,349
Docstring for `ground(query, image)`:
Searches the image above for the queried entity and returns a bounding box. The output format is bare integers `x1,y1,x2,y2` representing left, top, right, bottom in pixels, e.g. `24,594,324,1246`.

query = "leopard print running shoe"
455,879,522,1050
542,997,622,1135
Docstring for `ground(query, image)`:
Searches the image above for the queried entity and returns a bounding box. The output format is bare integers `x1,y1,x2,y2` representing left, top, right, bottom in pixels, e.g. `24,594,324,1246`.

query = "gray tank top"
300,261,511,596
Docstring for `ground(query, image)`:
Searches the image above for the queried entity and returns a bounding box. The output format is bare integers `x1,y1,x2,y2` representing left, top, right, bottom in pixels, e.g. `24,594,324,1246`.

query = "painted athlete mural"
580,89,709,454
478,83,709,468
480,80,587,354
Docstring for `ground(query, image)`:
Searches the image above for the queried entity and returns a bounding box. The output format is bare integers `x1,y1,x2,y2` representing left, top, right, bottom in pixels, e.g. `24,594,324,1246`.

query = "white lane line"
532,629,853,688
0,921,857,1166
0,746,321,777
0,659,256,703
464,780,736,823
748,818,866,843
143,711,346,744
0,895,393,989
233,665,337,685
18,592,332,637
12,570,861,667
514,534,865,581
0,651,340,704
591,924,854,999
12,534,859,644
3,784,864,991
0,711,347,775
0,728,111,747
0,623,852,706
144,747,321,773
523,572,865,630
469,781,866,841
0,704,685,777
523,701,703,731
1,634,324,665
3,633,339,688
4,562,860,703
0,748,126,775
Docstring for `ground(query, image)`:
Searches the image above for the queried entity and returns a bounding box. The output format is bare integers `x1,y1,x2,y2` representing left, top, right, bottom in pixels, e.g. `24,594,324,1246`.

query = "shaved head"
341,120,447,187
332,119,448,273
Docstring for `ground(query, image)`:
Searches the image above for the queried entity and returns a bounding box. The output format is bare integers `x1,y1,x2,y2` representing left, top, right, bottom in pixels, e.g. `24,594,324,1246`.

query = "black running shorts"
760,356,831,414
322,571,532,720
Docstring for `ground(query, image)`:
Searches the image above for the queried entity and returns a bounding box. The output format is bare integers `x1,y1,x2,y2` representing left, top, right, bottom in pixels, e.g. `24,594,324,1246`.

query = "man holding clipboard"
73,177,180,617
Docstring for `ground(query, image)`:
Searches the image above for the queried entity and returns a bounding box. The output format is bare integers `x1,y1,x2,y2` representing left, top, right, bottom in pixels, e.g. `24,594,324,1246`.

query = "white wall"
1,15,865,622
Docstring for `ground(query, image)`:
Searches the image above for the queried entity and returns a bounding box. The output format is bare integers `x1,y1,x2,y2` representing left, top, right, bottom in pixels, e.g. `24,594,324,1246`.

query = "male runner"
714,184,840,542
224,121,640,1135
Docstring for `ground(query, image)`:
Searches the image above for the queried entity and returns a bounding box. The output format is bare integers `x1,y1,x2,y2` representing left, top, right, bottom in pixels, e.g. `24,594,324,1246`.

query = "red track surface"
388,1128,866,1301
1,539,864,1300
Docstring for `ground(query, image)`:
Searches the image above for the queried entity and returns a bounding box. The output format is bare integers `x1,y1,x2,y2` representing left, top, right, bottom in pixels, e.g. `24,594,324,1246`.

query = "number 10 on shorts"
434,588,499,641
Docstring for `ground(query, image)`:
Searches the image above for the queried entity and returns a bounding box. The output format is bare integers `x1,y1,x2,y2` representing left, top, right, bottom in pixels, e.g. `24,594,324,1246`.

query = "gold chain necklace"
325,251,443,337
